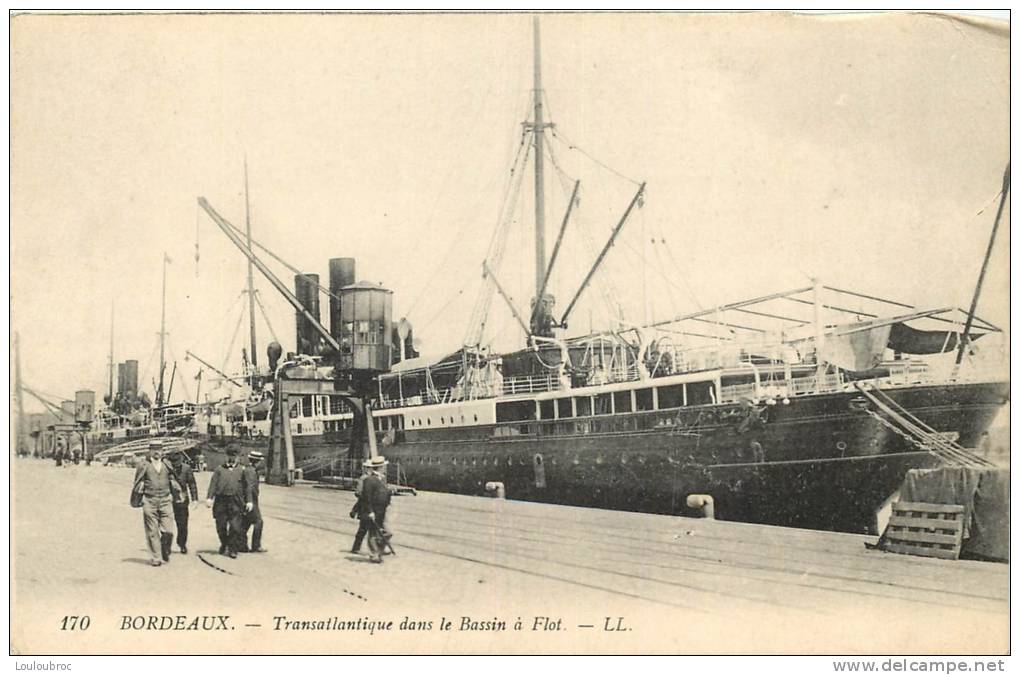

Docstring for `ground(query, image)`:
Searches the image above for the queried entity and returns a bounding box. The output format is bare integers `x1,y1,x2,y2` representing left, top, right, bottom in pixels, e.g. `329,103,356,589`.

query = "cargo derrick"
198,198,392,485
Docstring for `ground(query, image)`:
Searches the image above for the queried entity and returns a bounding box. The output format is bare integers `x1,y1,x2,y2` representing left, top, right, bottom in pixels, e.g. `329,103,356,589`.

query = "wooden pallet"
883,501,965,560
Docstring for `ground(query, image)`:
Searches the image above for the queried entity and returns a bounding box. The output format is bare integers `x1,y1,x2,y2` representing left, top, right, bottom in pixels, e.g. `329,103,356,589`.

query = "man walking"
241,451,266,553
132,440,181,567
349,455,391,563
168,449,198,554
206,447,252,558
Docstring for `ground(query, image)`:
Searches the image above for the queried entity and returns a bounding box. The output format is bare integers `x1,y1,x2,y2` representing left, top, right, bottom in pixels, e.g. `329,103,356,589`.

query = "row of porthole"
411,454,651,466
408,413,481,428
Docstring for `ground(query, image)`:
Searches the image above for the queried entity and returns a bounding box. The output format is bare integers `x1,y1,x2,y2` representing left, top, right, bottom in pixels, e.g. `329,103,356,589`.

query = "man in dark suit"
167,449,198,554
132,439,182,566
349,455,391,563
205,447,252,558
241,451,266,553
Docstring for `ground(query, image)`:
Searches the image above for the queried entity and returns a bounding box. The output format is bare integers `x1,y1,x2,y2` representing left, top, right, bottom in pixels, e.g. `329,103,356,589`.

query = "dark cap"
226,447,239,457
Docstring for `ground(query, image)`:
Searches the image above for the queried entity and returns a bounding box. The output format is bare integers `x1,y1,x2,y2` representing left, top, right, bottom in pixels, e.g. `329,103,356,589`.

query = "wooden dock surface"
11,458,1008,654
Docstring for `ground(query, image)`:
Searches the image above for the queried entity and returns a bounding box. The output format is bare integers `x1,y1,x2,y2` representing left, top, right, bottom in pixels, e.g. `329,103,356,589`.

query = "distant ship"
89,255,199,463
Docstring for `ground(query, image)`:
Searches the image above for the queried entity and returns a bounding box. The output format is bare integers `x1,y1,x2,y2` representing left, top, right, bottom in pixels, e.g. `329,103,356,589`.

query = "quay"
11,458,1008,654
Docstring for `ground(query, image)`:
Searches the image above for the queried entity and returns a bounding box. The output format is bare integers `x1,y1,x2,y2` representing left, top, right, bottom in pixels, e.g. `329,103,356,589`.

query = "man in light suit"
132,440,182,567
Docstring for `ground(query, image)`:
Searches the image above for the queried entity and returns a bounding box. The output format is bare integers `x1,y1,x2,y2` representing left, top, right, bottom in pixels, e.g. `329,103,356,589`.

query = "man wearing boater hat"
349,455,391,563
206,447,253,558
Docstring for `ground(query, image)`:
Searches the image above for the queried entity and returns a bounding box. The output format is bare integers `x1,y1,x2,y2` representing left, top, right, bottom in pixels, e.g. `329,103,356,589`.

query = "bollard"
686,494,715,519
484,481,506,499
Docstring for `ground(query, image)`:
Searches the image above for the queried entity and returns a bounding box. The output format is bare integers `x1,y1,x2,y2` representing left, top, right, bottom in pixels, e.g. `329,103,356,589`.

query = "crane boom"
560,182,646,326
185,350,248,387
198,198,340,352
22,386,66,417
483,261,531,338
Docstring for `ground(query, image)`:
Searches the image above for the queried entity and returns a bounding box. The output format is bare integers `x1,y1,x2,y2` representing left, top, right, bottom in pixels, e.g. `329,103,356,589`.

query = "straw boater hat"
363,455,388,468
249,451,265,462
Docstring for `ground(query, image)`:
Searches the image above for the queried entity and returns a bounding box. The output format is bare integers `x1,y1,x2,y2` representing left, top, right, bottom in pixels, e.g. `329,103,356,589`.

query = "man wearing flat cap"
241,451,266,553
167,449,198,554
132,439,182,566
205,446,253,558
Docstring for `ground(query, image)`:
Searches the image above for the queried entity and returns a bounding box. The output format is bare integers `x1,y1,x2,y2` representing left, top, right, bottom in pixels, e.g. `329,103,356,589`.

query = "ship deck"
11,458,1008,655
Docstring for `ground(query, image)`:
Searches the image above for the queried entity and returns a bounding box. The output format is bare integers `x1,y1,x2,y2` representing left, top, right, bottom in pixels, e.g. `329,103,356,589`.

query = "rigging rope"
166,341,192,403
575,202,624,327
183,292,244,373
253,291,280,345
853,382,994,468
464,132,533,347
402,73,516,321
549,128,641,187
420,288,467,335
651,233,680,320
138,341,160,399
659,224,704,312
220,299,246,376
194,202,200,276
219,217,341,303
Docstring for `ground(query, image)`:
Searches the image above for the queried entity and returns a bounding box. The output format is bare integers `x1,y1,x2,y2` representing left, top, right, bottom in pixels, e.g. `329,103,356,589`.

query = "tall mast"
531,16,548,298
245,158,258,380
108,302,114,402
157,252,168,406
14,332,26,455
956,163,1010,366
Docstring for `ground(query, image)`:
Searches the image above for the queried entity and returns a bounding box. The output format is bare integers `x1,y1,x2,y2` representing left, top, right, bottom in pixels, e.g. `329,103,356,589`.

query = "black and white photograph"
8,10,1010,658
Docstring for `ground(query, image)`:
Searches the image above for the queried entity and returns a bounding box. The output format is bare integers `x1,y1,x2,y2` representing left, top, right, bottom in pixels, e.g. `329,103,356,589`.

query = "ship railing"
719,372,843,403
788,372,844,396
607,363,642,384
874,359,1005,388
718,382,757,403
502,374,563,396
661,344,750,376
314,457,413,492
376,372,565,409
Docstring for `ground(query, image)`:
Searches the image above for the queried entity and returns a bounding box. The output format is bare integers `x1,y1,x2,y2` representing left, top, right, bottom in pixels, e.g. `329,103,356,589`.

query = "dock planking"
11,458,1008,654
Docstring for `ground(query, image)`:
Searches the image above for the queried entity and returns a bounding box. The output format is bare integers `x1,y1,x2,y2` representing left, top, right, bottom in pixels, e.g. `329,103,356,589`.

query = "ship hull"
218,381,1007,533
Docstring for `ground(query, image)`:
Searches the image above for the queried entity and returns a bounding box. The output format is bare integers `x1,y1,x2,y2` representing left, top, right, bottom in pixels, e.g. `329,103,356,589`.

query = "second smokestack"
328,258,356,338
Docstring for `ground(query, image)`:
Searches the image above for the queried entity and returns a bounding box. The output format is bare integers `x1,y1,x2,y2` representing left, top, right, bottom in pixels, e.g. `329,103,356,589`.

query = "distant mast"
14,332,27,455
244,158,258,382
531,16,548,304
156,252,169,406
107,302,114,403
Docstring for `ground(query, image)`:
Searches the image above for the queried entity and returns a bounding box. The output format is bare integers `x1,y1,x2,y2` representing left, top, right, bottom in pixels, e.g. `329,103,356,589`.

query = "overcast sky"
11,11,1009,410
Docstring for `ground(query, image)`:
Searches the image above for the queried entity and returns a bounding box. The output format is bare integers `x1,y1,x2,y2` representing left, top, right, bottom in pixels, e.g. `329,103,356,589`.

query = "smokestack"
124,360,138,396
328,258,356,337
294,274,321,355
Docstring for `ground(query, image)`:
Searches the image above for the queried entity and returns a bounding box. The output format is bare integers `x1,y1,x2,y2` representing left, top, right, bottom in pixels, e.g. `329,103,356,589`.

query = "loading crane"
198,197,386,486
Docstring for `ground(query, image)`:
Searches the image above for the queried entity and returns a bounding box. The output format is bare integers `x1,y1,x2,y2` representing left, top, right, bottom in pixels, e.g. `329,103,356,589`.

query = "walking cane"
367,519,396,556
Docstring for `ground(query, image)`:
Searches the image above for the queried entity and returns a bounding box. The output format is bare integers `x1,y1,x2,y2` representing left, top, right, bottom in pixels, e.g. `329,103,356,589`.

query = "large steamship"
198,18,1008,534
